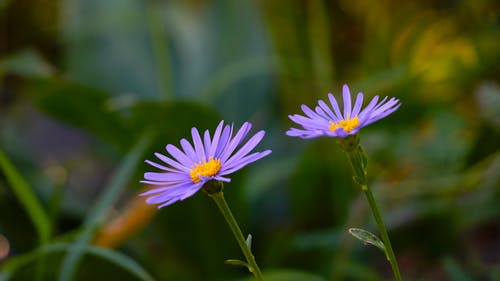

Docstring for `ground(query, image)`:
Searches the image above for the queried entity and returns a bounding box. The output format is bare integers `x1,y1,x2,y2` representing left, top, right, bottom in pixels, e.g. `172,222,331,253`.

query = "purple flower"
286,84,401,139
140,121,272,208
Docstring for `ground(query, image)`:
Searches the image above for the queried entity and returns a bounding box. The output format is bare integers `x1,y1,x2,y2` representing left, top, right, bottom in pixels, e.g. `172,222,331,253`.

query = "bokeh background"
0,0,499,280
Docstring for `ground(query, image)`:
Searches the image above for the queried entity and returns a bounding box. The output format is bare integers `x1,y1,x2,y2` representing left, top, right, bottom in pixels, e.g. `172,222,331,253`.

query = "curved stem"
209,192,265,281
345,148,403,281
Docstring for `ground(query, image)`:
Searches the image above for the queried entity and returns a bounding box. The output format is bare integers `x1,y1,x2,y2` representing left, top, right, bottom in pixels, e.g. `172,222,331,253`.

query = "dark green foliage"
0,0,498,280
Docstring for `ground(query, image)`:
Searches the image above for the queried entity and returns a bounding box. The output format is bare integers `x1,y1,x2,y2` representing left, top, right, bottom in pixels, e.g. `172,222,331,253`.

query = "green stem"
345,147,403,281
209,192,265,281
361,185,402,281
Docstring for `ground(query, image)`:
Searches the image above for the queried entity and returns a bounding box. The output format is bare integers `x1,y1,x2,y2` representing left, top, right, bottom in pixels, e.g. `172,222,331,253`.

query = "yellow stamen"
189,157,221,183
329,116,360,133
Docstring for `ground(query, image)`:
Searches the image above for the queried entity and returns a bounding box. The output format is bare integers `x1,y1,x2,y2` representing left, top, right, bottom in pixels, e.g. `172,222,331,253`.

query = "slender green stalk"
146,1,173,100
344,145,403,281
0,149,51,281
209,191,265,281
361,184,402,281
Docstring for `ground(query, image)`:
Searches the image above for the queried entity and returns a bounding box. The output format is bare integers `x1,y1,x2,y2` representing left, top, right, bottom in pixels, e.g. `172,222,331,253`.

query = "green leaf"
0,49,54,78
0,149,50,245
239,269,327,281
27,78,130,149
128,100,220,134
348,228,386,254
224,259,250,268
58,133,152,281
126,100,221,150
0,243,155,281
87,246,156,281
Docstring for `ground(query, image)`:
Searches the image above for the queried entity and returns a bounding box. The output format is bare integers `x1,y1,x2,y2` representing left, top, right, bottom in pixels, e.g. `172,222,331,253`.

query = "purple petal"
301,104,323,120
215,124,232,158
157,184,203,208
166,144,193,168
334,127,349,138
328,93,344,120
314,106,331,121
220,150,271,175
180,139,197,162
155,153,189,172
140,181,191,196
358,95,380,121
224,130,266,167
144,182,201,206
219,122,252,163
286,128,323,139
342,84,352,119
351,93,364,117
204,130,211,155
369,97,399,118
144,171,189,182
140,180,179,186
289,114,328,130
191,127,206,161
318,100,341,121
145,160,182,173
364,102,401,126
209,120,225,157
214,175,231,182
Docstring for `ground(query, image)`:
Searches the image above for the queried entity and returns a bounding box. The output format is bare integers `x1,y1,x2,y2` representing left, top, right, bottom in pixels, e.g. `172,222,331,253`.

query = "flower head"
286,84,401,139
140,121,271,208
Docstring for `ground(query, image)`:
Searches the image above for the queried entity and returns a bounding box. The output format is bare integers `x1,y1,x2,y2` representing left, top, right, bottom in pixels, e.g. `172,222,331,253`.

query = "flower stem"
361,184,403,281
209,192,265,281
345,146,403,281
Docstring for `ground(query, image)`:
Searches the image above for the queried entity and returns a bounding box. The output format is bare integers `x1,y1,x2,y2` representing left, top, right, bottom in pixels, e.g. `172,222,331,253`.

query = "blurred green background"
0,0,499,280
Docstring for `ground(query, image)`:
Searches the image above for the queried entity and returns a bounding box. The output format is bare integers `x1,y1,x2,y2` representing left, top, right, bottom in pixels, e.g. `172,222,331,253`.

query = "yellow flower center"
329,116,360,133
189,157,221,183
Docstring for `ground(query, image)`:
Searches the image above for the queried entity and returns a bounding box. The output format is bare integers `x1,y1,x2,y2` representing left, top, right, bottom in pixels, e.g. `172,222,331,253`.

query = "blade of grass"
0,243,155,281
0,149,51,281
306,0,335,92
0,149,50,244
58,132,152,281
146,1,173,100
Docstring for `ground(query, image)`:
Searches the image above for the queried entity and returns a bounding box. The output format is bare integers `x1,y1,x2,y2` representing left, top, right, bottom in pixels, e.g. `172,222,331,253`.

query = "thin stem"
209,192,265,281
361,185,402,281
345,147,403,281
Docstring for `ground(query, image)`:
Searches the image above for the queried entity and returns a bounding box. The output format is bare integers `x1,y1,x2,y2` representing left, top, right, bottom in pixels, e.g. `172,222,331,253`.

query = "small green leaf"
348,228,386,254
225,259,250,268
245,234,253,249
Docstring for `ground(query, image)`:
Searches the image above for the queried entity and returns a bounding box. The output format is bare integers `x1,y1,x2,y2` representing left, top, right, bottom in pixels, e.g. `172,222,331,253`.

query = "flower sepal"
202,180,224,195
336,134,360,152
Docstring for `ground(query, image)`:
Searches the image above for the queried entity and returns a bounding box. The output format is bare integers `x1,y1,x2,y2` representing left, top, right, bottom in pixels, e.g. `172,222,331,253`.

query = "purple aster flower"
286,84,401,139
140,121,272,208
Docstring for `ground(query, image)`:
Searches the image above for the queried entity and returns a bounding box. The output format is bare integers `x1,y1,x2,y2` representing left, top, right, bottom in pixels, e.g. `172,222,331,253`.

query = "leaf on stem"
225,259,250,269
348,228,386,254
